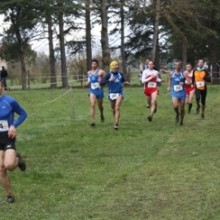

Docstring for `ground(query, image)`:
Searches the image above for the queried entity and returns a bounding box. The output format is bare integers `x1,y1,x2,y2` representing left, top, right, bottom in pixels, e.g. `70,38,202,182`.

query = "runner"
100,61,129,130
192,59,210,119
86,59,105,126
167,60,186,126
142,60,160,122
184,63,195,113
0,79,27,203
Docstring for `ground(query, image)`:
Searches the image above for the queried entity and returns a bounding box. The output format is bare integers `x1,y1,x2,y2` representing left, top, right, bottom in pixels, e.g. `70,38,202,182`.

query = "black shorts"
0,132,16,151
195,89,207,105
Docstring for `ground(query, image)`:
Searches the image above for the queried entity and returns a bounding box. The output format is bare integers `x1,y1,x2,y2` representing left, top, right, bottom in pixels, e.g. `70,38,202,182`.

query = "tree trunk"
15,30,27,90
47,14,57,88
19,51,27,90
100,0,111,71
182,38,187,67
209,45,219,84
120,0,128,79
152,0,160,66
58,5,69,88
85,0,92,71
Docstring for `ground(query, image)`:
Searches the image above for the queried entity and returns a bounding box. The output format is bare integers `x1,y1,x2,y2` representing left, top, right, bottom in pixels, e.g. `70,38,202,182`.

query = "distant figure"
0,66,8,90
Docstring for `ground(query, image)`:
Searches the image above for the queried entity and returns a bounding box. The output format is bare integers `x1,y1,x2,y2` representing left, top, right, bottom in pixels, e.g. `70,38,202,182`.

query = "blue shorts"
89,89,104,100
171,91,186,100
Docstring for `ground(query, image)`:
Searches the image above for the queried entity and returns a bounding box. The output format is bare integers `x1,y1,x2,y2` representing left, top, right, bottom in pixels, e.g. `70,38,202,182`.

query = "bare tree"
46,14,57,88
100,0,111,71
85,0,92,70
152,0,160,68
58,0,69,88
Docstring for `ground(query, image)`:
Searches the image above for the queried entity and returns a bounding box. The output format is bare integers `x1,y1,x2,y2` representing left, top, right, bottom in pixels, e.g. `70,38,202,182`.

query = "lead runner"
0,79,27,203
100,61,129,130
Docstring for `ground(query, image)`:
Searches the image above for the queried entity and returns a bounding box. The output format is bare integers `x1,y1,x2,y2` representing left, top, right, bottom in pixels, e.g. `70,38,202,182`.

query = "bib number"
0,120,9,132
148,82,157,88
174,85,183,92
196,81,205,88
109,93,119,100
91,82,100,89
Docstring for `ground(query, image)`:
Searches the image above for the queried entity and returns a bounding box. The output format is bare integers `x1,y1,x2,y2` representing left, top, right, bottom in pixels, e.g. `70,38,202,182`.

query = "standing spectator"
0,66,8,90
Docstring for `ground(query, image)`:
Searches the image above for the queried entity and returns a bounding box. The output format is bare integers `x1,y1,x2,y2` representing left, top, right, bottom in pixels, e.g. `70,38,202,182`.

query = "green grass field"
1,84,220,220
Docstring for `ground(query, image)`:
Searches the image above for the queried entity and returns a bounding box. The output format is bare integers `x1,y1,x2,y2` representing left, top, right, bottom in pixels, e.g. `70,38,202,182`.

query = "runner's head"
148,60,154,70
175,60,182,72
91,59,99,69
110,61,119,72
197,59,204,68
185,63,192,72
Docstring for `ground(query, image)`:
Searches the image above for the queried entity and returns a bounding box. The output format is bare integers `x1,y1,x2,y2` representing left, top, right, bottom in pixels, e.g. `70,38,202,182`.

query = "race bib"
148,82,157,88
173,85,183,92
196,81,205,88
109,93,119,100
91,82,100,89
0,120,9,132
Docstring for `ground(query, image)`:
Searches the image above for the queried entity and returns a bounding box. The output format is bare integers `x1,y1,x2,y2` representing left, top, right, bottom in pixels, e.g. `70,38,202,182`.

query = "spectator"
0,66,8,90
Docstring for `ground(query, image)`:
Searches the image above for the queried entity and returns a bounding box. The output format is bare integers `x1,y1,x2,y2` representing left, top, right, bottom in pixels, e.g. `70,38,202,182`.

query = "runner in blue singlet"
101,61,129,130
0,79,27,203
167,60,186,126
86,59,105,126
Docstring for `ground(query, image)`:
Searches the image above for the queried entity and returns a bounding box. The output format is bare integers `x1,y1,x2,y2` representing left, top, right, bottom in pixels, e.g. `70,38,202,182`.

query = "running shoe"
114,123,119,130
16,153,26,171
90,122,96,127
147,116,152,122
201,113,205,119
100,114,105,122
6,194,15,203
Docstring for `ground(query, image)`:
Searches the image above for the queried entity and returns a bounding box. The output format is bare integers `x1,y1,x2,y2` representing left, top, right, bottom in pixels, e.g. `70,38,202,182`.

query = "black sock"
188,103,192,113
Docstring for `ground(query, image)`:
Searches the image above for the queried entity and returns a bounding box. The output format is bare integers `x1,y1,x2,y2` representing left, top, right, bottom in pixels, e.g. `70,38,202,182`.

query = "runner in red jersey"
184,63,195,113
141,60,160,122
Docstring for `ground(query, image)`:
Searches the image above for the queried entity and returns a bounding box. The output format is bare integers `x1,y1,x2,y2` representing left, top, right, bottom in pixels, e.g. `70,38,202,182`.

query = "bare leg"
188,90,195,113
89,93,96,125
148,91,157,122
179,99,185,126
172,97,180,124
111,96,123,129
114,96,123,125
0,149,18,196
97,98,104,122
